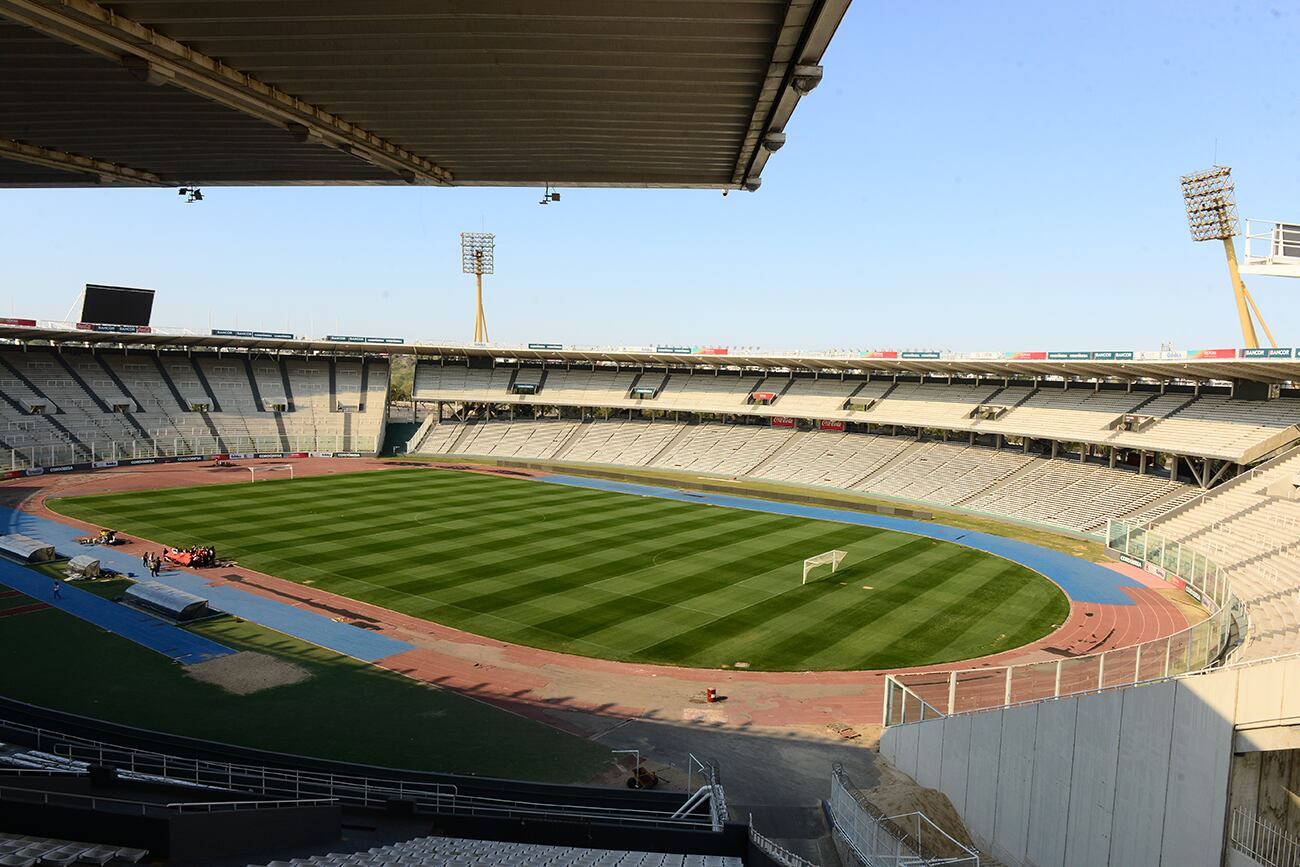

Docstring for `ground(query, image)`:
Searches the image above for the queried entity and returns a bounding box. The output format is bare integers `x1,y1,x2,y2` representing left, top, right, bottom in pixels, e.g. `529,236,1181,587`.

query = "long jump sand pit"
184,650,311,695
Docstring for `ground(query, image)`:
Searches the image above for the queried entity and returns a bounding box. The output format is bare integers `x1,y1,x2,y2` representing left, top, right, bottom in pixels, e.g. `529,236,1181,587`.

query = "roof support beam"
0,0,452,185
732,0,852,188
0,137,165,185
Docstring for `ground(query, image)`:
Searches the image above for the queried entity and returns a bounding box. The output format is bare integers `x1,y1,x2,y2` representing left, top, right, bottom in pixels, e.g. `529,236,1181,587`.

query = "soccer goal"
802,549,847,585
246,463,295,483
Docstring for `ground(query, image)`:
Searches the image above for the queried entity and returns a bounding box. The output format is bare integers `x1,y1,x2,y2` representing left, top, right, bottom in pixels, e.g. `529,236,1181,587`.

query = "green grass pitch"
51,468,1070,671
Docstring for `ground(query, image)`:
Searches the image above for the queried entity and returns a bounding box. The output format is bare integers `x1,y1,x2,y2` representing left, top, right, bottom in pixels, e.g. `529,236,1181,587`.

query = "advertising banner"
862,351,899,359
1118,553,1143,568
771,417,796,428
1185,348,1237,359
212,329,296,340
1002,351,1047,360
1241,347,1294,359
1047,351,1092,360
0,318,37,327
76,323,152,334
527,343,564,350
818,420,846,431
1092,351,1136,361
326,335,405,345
694,347,729,355
334,452,363,458
655,345,693,354
901,351,942,359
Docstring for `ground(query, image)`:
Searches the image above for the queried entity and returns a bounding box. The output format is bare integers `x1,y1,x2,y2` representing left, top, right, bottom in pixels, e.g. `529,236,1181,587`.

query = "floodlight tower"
1180,166,1275,348
460,232,495,344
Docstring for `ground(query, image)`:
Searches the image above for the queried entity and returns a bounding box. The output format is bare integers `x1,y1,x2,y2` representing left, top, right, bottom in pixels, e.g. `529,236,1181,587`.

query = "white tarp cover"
125,581,211,621
67,554,101,577
0,533,56,563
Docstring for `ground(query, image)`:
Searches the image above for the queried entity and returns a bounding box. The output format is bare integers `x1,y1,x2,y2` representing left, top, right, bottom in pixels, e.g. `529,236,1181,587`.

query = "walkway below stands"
0,459,1192,731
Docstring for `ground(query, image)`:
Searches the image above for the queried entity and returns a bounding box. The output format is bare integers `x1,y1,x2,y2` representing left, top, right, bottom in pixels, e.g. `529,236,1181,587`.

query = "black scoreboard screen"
81,284,155,326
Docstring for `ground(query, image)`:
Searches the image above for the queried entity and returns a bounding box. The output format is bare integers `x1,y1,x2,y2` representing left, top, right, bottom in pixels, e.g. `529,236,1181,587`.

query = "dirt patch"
853,761,979,860
1154,586,1211,625
184,651,311,695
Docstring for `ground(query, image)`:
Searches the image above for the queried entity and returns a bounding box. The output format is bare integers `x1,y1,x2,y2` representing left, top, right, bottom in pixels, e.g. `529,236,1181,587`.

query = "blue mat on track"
539,474,1141,606
1,507,413,663
0,559,232,665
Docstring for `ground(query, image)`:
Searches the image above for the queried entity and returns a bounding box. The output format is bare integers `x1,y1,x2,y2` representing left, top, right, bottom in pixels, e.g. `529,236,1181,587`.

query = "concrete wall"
881,657,1300,867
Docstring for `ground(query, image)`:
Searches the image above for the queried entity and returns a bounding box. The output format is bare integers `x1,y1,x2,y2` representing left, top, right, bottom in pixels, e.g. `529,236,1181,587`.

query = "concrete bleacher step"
647,422,697,466
750,429,807,475
550,420,591,461
446,421,479,455
849,437,925,488
277,359,297,412
952,454,1043,506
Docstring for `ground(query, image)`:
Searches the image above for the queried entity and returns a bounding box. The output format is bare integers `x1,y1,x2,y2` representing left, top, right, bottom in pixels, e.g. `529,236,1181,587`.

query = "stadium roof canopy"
4,322,1300,385
0,0,851,189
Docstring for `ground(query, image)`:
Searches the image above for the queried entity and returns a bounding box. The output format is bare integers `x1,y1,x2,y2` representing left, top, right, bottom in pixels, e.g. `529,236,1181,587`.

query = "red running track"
1,459,1197,735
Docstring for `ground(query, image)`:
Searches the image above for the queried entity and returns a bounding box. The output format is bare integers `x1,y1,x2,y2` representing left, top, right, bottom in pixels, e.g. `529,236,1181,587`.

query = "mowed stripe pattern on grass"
51,469,1070,671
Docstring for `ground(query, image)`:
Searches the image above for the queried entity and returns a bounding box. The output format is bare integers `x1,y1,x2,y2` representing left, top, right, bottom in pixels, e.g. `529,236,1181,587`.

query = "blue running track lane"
1,507,413,663
0,558,231,665
539,474,1140,606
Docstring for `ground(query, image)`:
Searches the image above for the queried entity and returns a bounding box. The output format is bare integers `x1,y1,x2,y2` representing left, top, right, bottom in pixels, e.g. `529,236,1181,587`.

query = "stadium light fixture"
1180,166,1273,349
460,232,495,344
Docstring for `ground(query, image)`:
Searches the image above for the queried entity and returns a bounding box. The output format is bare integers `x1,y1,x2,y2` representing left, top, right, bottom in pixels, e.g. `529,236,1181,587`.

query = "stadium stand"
0,349,389,466
1145,448,1300,658
0,833,147,866
248,837,742,867
407,418,1195,534
414,362,1300,463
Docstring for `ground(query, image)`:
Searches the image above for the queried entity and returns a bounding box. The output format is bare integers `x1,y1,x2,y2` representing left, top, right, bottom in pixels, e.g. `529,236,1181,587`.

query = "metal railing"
3,433,377,470
686,753,728,832
1230,806,1300,867
0,717,717,831
0,783,333,816
828,765,979,866
883,519,1244,724
749,821,819,867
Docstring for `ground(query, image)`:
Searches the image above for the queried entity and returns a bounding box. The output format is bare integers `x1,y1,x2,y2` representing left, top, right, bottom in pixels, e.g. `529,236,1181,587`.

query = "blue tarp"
0,507,413,663
0,558,231,664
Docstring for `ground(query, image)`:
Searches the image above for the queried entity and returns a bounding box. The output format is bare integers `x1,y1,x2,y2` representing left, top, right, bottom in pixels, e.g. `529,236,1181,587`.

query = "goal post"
802,549,847,585
246,463,295,483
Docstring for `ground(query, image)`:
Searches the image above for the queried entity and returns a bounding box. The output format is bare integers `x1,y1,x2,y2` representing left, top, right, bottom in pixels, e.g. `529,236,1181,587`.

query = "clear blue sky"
2,0,1297,352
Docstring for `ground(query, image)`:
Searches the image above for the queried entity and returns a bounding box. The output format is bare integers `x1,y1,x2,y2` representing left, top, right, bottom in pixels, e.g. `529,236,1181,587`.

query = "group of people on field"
164,545,218,568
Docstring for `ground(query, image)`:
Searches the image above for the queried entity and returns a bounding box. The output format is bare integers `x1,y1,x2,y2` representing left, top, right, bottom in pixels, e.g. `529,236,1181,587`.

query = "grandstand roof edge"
3,325,1299,384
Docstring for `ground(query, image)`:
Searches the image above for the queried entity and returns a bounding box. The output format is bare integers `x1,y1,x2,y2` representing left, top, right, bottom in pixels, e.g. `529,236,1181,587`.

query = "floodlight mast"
1180,166,1275,349
460,232,495,343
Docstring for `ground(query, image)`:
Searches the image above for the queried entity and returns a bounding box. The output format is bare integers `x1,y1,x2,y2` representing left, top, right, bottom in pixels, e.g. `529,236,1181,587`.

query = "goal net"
246,463,295,483
802,549,847,585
